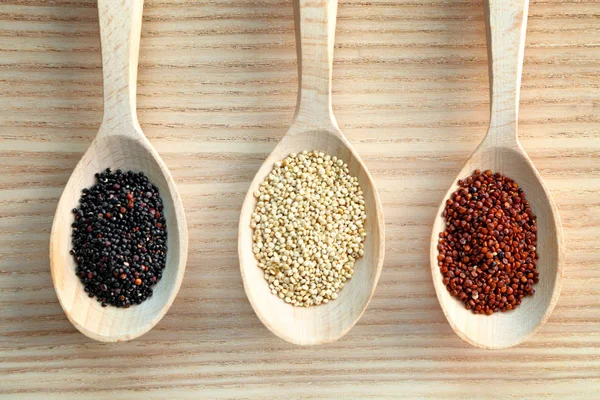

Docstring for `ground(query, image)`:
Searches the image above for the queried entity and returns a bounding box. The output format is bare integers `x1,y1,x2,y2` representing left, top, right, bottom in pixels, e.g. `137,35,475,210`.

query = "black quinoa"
71,168,167,308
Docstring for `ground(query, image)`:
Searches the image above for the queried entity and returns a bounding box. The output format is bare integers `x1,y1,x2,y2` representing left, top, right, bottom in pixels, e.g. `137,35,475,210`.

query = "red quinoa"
437,170,539,315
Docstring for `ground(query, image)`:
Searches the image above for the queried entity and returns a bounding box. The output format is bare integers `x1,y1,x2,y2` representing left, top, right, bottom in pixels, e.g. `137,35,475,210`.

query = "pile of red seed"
437,170,539,315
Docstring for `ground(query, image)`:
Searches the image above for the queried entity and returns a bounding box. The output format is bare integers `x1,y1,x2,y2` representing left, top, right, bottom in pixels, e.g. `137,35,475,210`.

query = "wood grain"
1,0,599,398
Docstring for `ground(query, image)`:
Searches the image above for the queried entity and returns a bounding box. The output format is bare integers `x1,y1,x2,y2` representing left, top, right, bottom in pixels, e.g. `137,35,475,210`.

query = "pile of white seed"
251,150,367,307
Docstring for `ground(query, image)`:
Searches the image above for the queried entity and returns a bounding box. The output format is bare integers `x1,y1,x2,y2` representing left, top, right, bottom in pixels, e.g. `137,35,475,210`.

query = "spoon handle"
291,0,339,132
484,0,529,146
97,0,144,134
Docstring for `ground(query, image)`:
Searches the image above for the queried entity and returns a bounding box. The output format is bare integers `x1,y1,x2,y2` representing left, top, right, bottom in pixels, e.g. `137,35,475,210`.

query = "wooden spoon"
430,0,563,349
238,0,385,345
49,0,187,342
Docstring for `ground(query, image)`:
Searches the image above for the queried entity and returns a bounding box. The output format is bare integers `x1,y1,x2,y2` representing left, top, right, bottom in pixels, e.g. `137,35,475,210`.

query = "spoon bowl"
239,129,384,345
430,0,563,349
430,144,563,349
49,0,187,342
238,0,384,345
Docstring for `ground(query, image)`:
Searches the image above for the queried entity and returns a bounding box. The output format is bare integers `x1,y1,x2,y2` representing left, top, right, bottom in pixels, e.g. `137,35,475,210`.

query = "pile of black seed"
71,168,167,308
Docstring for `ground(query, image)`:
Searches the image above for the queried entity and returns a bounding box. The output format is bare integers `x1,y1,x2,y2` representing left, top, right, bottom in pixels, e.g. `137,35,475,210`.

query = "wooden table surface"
1,0,599,398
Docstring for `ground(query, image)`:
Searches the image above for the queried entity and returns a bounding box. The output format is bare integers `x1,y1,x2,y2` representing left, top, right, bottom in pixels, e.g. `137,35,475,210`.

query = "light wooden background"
1,0,599,398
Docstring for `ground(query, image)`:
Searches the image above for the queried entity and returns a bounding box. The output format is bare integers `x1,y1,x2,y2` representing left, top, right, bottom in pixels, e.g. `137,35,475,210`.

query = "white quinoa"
251,150,367,307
